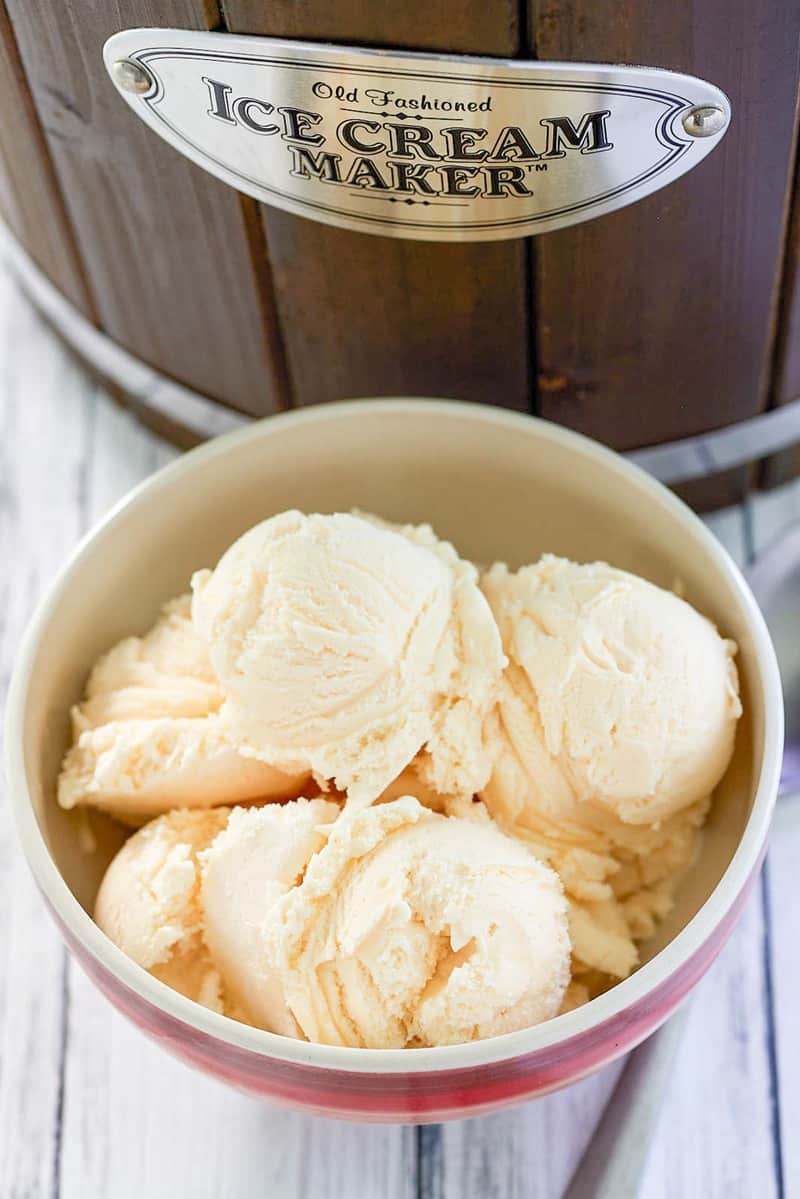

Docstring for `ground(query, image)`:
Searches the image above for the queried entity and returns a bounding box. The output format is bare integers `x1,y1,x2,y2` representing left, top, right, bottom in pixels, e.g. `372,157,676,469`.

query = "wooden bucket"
0,2,798,510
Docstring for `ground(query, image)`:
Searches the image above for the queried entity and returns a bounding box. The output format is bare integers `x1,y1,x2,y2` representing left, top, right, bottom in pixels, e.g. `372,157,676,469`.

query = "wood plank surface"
761,154,800,490
0,264,94,1199
763,794,800,1199
748,479,800,1199
426,1064,623,1198
0,3,93,314
4,0,291,416
222,1,531,410
222,0,519,54
61,968,417,1199
640,894,779,1198
531,0,800,508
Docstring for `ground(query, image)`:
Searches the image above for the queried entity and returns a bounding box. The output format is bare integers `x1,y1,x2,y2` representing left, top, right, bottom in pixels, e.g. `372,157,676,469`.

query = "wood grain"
0,3,93,314
61,969,417,1199
531,0,800,507
430,1064,624,1198
762,805,800,1199
0,272,94,1199
675,468,756,515
748,483,800,1199
763,755,800,1199
222,0,519,54
4,0,291,416
761,151,800,490
222,1,531,410
640,894,779,1199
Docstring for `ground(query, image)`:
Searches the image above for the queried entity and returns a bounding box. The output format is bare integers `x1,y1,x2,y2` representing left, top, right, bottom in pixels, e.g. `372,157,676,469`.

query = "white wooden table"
1,258,798,1199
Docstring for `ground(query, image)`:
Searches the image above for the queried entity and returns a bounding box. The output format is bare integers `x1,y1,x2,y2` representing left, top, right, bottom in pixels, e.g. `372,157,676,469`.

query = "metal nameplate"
105,30,730,242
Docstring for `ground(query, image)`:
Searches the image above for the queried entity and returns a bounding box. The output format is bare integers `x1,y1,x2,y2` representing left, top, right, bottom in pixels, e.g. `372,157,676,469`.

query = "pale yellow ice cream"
80,519,742,1043
201,799,339,1035
95,799,339,1028
266,796,571,1047
95,795,569,1046
480,556,741,980
58,596,309,821
94,807,230,1011
482,556,740,825
192,511,505,805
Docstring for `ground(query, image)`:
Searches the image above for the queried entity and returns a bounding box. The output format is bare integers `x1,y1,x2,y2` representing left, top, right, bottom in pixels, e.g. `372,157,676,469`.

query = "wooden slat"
223,0,519,54
5,0,291,416
761,153,800,490
0,257,94,1199
750,478,800,1196
764,807,800,1198
675,467,753,514
642,893,779,1198
223,1,531,410
532,0,800,508
261,218,530,408
640,506,781,1196
0,3,93,314
430,1063,624,1197
61,972,417,1199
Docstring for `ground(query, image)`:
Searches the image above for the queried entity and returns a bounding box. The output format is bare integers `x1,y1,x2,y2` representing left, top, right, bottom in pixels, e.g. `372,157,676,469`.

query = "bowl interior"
21,402,760,975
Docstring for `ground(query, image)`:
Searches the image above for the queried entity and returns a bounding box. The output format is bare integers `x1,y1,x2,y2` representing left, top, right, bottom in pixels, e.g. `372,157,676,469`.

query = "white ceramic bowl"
5,399,783,1122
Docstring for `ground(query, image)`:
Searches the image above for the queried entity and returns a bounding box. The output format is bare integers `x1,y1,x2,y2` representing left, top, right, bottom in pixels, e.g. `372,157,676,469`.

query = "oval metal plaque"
104,29,730,242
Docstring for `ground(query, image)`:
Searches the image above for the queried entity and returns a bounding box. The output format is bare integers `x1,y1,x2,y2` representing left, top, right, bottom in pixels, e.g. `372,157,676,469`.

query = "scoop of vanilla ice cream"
482,557,741,827
266,796,570,1048
200,799,339,1036
479,556,741,980
192,512,505,804
483,661,710,897
94,808,230,1011
95,799,340,1029
58,596,309,821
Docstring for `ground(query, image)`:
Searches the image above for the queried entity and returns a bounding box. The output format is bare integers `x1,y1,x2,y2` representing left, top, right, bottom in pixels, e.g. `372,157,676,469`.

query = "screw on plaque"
112,58,153,95
681,104,727,138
